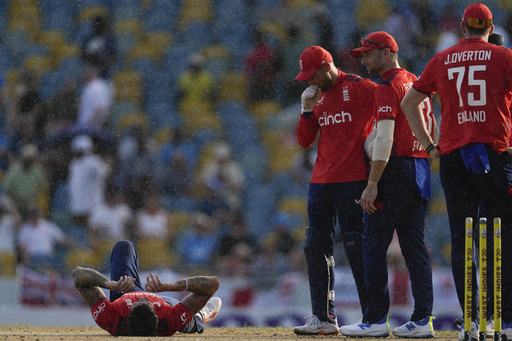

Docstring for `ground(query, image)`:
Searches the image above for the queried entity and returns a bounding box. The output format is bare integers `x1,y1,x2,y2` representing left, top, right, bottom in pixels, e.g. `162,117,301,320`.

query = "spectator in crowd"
216,211,258,277
157,150,193,199
176,212,219,274
177,53,216,111
68,135,110,227
134,193,173,242
116,125,158,208
8,71,46,149
88,185,132,251
337,30,366,76
0,71,14,134
280,25,310,106
2,144,47,219
45,78,78,135
200,141,245,210
269,213,296,255
18,207,78,272
197,177,231,225
313,12,338,65
81,14,117,79
0,196,20,276
132,192,176,270
76,64,113,129
252,233,289,291
382,5,421,69
244,27,280,103
435,3,460,53
158,127,197,168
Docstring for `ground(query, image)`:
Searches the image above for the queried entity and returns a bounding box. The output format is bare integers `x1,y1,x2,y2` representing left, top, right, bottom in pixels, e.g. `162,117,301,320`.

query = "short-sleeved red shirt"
375,68,434,158
413,38,512,154
90,292,192,336
297,69,376,183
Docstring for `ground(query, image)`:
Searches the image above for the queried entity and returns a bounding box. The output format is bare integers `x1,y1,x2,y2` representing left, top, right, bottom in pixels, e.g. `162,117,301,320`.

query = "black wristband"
425,143,435,153
302,111,313,119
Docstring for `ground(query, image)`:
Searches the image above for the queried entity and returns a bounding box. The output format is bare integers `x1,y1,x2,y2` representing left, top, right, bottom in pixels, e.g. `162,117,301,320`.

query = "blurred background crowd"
0,0,511,294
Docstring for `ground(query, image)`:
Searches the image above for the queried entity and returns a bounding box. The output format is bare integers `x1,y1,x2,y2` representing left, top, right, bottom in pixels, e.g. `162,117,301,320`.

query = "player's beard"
318,78,334,92
363,51,385,76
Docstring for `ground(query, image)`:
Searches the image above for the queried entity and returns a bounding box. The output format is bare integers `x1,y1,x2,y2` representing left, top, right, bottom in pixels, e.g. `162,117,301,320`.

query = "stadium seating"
249,99,282,127
112,69,143,104
137,238,175,270
0,0,474,274
218,71,247,103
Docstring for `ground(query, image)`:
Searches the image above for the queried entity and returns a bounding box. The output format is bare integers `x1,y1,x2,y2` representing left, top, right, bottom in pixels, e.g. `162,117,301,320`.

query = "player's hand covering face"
309,65,334,92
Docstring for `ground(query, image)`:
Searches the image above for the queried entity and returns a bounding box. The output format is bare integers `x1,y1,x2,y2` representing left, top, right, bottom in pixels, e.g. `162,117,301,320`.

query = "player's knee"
303,226,324,256
113,240,134,253
343,231,363,254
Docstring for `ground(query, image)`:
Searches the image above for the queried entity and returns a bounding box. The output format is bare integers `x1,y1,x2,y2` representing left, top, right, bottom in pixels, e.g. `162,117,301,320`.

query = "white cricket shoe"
198,297,222,324
293,315,340,335
392,316,435,338
340,315,389,337
502,320,512,341
458,320,478,341
486,316,494,337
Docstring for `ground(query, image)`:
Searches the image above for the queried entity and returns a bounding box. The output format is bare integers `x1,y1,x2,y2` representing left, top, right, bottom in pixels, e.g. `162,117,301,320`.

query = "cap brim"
294,70,315,81
351,46,375,58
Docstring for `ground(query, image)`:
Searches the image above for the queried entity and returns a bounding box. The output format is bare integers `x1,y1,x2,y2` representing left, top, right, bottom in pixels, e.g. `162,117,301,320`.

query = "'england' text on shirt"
458,110,486,124
444,50,491,65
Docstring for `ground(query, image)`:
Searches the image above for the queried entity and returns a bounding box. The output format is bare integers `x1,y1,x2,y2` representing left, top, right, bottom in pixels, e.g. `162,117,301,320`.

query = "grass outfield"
0,325,459,340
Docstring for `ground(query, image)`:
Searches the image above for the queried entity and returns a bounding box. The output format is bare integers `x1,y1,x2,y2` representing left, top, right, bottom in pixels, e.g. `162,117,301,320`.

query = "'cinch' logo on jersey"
378,105,392,113
92,302,106,320
319,111,352,126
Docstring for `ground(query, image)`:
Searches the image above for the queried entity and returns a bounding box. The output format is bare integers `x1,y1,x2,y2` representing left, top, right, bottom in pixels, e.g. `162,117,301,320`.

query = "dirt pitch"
0,326,459,340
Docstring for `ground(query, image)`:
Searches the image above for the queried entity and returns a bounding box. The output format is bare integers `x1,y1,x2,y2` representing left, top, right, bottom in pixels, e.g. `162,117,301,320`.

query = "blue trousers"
440,146,512,322
305,181,368,320
363,157,433,324
109,240,204,333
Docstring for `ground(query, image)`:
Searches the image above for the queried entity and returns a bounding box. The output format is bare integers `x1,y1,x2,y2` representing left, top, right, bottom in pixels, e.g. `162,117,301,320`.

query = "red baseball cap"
351,31,398,58
462,2,493,29
295,46,333,81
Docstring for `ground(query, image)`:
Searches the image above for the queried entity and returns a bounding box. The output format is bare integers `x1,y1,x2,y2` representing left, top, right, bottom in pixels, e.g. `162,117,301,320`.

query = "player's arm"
72,266,135,308
401,88,440,158
145,273,219,315
297,85,321,148
361,119,395,214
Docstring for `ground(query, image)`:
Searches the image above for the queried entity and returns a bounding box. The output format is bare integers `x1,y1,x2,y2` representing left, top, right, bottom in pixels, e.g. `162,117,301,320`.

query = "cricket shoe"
502,320,512,341
392,316,435,338
197,297,222,324
457,320,478,341
456,317,494,337
486,316,494,337
293,315,340,335
340,315,389,337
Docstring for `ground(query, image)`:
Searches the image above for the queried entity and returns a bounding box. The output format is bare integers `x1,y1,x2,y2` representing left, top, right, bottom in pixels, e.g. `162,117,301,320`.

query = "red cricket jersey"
297,70,376,183
90,292,192,336
413,38,512,154
375,68,434,158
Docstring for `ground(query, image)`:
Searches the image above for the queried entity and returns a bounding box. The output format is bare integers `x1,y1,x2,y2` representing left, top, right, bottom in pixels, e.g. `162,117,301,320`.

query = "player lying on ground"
73,240,221,336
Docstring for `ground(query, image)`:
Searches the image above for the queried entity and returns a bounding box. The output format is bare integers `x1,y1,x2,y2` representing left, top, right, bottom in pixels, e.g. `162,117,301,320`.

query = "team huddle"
293,2,512,340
